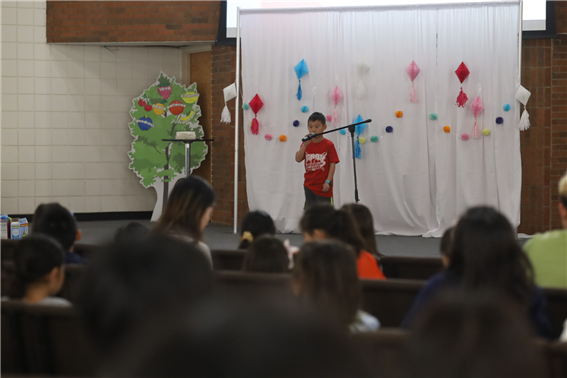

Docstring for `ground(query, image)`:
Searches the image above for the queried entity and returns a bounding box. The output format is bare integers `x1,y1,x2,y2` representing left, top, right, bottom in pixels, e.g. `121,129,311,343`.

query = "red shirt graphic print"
301,138,339,197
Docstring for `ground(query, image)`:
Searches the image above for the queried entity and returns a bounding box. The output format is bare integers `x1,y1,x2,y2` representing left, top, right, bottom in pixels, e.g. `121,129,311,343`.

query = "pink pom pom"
251,118,259,135
326,115,333,122
461,133,469,141
265,133,272,141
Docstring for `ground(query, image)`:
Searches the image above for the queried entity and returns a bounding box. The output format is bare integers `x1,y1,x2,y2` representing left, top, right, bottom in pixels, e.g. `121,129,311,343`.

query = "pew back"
1,301,98,376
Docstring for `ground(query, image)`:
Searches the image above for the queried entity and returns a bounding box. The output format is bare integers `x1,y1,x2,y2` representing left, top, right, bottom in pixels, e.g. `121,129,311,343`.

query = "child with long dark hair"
4,235,70,306
293,240,379,332
152,176,215,265
402,206,551,338
300,204,385,280
341,204,384,259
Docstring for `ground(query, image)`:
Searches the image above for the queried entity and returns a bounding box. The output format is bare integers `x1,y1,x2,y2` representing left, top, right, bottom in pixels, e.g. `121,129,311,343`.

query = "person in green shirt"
523,172,567,288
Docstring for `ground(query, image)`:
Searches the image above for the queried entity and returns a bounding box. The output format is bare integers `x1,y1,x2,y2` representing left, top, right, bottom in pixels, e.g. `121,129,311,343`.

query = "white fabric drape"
240,2,520,236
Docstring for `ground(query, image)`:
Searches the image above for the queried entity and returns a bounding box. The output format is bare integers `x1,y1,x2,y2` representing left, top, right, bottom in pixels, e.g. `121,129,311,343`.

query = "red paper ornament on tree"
248,94,264,135
455,62,470,108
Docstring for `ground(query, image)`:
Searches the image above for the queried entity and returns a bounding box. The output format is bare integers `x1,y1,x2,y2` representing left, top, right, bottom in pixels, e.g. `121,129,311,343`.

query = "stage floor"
78,220,443,258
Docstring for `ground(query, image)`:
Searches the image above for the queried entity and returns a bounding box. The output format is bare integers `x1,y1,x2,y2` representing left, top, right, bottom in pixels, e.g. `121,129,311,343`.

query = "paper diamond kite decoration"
455,62,470,107
406,60,420,103
469,96,484,139
294,59,309,100
249,94,264,135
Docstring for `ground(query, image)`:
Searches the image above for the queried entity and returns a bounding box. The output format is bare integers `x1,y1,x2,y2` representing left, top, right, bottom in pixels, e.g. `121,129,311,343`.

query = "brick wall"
46,1,220,43
44,1,567,232
210,46,248,225
519,1,567,234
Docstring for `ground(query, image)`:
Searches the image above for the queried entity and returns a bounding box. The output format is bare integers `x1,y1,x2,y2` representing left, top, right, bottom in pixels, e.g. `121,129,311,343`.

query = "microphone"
301,133,317,142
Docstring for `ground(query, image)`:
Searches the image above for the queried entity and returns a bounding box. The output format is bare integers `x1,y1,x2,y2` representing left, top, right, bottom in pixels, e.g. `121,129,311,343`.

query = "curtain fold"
240,2,520,236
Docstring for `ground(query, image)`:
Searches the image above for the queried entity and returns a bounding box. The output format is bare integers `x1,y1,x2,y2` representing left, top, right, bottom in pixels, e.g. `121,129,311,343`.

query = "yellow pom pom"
359,137,366,144
279,135,287,142
395,110,403,118
483,129,490,136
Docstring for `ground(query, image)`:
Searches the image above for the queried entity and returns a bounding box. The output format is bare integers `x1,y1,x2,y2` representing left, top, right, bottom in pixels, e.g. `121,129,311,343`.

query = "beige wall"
1,0,183,215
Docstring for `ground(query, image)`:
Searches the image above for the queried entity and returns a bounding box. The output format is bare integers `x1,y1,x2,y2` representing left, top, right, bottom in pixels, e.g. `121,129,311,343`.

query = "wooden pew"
1,239,100,262
2,264,566,338
1,301,98,376
380,256,443,280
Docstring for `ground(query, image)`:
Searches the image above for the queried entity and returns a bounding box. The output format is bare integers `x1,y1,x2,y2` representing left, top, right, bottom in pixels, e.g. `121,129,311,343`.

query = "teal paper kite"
354,114,367,159
294,59,309,100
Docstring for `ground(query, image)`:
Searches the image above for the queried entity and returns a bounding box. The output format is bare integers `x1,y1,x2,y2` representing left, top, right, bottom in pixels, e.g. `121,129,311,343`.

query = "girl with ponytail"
4,235,70,306
299,204,385,280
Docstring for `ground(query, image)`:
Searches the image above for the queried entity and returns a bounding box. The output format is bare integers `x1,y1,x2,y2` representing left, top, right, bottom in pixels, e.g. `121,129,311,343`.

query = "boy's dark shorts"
304,186,332,209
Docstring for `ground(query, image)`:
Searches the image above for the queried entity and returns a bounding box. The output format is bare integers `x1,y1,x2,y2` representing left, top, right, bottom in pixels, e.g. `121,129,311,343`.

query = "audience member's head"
448,206,534,306
114,222,150,242
77,235,213,356
153,176,215,241
440,226,454,268
300,204,365,255
559,171,567,229
108,299,373,378
238,210,276,249
8,234,65,303
292,240,360,330
243,235,289,273
341,203,383,258
403,291,545,378
32,202,80,252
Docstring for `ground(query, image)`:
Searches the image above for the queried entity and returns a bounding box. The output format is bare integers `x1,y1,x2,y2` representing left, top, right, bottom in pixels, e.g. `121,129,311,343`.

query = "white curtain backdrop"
240,1,520,236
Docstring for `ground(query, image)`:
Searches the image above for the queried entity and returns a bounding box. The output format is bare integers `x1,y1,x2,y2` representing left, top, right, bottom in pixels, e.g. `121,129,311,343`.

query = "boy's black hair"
9,234,65,299
238,210,276,249
77,235,213,356
243,235,289,273
308,112,326,125
114,222,150,243
32,203,77,252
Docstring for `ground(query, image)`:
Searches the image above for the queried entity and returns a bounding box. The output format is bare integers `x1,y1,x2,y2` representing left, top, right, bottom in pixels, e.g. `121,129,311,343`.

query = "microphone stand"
302,119,371,203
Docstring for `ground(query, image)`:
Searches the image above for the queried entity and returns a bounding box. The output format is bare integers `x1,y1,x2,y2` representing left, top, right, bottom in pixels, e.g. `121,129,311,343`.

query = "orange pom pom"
395,111,403,118
279,135,287,142
443,126,451,133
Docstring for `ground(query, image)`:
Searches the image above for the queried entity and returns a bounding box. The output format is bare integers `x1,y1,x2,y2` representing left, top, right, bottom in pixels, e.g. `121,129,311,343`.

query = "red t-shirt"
300,138,339,197
357,251,386,280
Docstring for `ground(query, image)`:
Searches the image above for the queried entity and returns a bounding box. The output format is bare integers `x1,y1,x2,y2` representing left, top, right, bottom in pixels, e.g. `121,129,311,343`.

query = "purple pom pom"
386,126,393,133
496,117,504,124
293,120,300,127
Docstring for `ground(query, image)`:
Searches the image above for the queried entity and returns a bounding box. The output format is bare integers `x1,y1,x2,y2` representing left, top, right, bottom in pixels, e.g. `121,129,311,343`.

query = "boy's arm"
322,162,336,192
295,140,310,162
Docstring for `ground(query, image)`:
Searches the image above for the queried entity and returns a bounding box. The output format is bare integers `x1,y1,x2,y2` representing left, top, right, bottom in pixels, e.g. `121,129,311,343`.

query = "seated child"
440,226,454,268
300,204,385,280
32,202,86,264
243,235,290,273
341,204,384,259
114,222,150,242
238,210,276,249
4,235,70,306
293,240,380,333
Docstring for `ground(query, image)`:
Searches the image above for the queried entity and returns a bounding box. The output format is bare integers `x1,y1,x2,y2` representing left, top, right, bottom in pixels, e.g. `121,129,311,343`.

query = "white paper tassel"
519,109,530,130
221,104,231,124
356,80,366,99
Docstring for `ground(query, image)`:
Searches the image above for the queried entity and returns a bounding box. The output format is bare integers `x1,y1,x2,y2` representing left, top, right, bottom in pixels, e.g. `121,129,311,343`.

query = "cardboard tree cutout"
128,72,207,221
